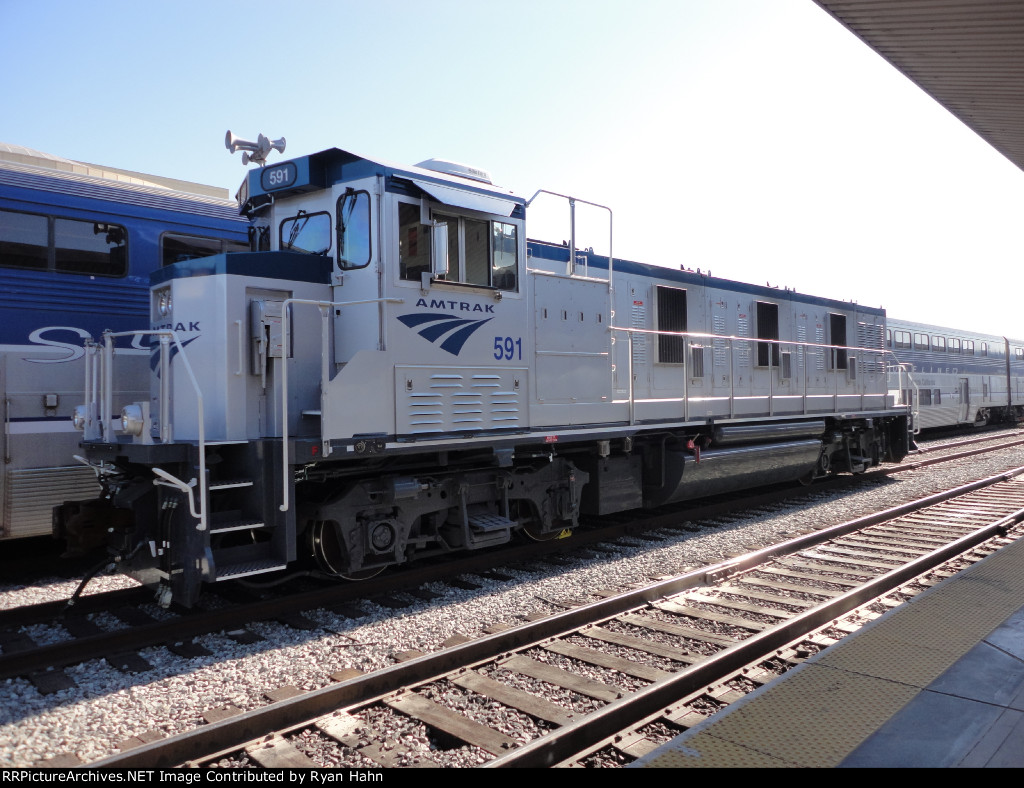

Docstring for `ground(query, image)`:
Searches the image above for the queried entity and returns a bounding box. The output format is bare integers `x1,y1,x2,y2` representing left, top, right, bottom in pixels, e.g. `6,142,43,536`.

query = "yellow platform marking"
641,535,1024,768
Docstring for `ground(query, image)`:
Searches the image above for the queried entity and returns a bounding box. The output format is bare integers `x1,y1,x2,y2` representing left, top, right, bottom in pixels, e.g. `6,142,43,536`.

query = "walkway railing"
611,326,908,427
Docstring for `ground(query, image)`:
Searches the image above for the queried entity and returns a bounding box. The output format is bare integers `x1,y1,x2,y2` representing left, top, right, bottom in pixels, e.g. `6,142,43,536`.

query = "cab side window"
399,202,518,291
161,233,248,266
399,203,431,281
492,221,517,290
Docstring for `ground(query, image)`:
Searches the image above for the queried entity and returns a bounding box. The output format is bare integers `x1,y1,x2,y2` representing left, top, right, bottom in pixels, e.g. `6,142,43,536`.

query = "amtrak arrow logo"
149,335,200,372
397,312,493,356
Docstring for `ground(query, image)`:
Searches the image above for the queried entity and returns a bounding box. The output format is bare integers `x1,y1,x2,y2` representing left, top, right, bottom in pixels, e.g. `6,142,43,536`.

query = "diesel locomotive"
56,144,912,606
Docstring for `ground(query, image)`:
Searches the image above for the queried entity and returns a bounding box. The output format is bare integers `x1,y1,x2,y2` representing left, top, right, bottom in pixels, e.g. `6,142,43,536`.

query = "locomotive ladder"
202,439,288,582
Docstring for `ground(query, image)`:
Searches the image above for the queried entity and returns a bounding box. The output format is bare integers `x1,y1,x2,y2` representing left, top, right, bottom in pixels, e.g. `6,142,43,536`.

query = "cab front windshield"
280,211,331,255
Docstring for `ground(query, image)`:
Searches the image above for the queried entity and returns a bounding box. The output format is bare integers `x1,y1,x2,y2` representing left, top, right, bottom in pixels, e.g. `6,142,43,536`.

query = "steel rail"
86,465,1024,768
491,499,1024,766
5,436,1021,679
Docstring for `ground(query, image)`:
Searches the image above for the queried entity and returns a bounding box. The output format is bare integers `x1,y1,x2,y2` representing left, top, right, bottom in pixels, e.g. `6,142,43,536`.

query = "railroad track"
4,429,1024,698
77,466,1024,768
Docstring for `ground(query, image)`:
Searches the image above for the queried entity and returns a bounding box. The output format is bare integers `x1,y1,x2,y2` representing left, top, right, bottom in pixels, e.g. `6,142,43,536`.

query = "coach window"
950,338,961,354
914,333,929,351
0,208,47,270
54,219,127,276
0,210,127,276
656,286,687,363
756,301,779,367
893,331,911,350
964,340,975,356
280,211,331,255
920,389,932,406
981,342,988,357
933,336,946,352
161,233,248,266
337,190,371,269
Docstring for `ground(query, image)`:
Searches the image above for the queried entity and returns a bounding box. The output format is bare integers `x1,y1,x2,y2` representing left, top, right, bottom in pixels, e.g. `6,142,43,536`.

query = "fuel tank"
644,439,822,507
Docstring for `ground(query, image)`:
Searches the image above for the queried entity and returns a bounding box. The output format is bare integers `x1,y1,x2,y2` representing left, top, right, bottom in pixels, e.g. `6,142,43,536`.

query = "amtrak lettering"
414,298,495,313
152,322,202,332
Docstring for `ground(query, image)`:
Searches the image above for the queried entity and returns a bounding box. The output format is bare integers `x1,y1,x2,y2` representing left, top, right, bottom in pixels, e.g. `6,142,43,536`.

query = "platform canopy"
815,1,1024,173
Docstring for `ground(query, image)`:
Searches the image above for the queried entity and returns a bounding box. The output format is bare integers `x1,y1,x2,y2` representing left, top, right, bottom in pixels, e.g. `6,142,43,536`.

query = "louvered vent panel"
397,367,524,435
858,321,886,374
6,466,100,538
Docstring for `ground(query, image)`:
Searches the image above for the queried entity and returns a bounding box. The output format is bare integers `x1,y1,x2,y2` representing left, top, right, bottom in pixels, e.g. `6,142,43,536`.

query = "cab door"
332,183,379,364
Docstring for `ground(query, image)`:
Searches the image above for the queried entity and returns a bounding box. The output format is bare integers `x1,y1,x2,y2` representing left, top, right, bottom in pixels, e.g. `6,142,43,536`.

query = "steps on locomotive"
209,478,255,491
468,511,516,532
214,557,288,582
201,442,285,581
208,511,266,535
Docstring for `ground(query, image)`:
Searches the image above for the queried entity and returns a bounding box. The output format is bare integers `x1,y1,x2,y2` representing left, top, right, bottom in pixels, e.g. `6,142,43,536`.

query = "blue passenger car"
0,145,248,539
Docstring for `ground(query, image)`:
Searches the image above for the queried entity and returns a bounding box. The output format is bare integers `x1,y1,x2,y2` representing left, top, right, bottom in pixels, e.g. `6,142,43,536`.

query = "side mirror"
431,222,449,277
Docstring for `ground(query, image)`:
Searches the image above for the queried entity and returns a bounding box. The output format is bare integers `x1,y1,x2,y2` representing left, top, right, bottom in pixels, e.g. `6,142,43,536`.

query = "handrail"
96,329,209,531
887,357,921,434
277,297,404,514
525,189,613,292
610,325,896,426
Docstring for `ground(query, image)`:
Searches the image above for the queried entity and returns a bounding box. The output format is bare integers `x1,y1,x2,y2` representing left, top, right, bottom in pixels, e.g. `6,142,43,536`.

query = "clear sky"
5,0,1022,337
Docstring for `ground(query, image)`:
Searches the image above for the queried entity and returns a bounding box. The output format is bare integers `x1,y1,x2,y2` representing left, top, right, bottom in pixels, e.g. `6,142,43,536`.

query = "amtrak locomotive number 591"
57,143,912,607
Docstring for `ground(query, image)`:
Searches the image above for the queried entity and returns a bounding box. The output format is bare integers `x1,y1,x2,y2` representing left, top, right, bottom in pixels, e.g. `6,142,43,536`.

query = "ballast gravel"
1,436,1022,767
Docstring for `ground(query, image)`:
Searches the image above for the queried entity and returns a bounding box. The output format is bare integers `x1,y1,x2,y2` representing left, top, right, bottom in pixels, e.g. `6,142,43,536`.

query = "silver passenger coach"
888,317,1024,430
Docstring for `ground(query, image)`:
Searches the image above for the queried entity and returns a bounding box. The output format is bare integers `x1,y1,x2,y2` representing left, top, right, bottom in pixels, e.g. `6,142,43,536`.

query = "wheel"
307,520,384,580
